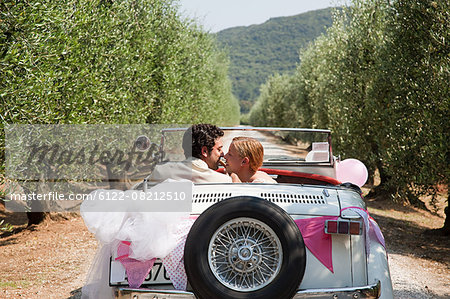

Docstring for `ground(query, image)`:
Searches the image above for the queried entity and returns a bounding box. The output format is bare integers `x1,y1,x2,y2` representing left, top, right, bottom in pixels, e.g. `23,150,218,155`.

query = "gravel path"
389,252,449,299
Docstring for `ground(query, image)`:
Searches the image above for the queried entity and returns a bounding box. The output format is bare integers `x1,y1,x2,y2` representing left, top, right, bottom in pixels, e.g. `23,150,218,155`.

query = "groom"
149,124,231,183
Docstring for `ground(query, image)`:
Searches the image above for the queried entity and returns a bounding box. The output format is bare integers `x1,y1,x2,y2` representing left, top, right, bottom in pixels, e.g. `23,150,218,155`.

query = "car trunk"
110,184,369,291
191,184,368,290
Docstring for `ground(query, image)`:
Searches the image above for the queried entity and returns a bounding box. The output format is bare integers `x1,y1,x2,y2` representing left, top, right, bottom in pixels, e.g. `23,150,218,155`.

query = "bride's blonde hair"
231,137,264,172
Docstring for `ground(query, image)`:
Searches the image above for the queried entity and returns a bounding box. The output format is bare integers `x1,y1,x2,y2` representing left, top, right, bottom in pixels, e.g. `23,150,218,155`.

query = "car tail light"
325,220,362,235
349,221,361,235
327,220,338,233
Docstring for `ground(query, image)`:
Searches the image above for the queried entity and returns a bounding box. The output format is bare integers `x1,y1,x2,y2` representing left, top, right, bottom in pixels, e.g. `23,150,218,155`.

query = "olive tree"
0,0,239,225
378,0,449,232
248,74,298,127
249,0,448,235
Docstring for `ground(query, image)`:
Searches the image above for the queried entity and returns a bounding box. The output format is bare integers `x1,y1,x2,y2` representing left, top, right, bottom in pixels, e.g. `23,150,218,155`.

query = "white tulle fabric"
80,181,192,299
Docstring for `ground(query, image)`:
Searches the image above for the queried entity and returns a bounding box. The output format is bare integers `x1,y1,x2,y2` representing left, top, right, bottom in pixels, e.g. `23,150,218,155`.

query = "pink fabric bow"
294,207,386,273
295,216,336,273
341,207,386,256
115,241,156,288
161,218,196,290
116,217,196,290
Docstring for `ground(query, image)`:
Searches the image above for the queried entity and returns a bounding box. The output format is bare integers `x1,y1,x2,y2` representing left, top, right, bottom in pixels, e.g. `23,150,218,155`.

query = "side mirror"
135,135,151,151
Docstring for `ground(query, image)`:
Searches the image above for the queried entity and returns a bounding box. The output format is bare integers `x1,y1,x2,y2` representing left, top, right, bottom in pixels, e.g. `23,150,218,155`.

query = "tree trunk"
376,160,391,188
367,168,375,187
367,160,392,198
440,193,450,235
106,164,130,190
23,181,51,226
27,212,47,226
424,191,449,236
366,140,391,196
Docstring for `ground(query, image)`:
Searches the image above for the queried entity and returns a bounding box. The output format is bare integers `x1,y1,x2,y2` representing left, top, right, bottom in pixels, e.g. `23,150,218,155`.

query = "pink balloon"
336,159,368,187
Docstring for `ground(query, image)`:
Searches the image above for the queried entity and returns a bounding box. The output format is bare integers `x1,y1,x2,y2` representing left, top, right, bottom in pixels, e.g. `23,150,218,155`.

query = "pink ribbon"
294,207,386,274
162,236,189,290
116,217,196,290
115,241,156,288
161,217,196,290
341,206,386,255
294,216,336,273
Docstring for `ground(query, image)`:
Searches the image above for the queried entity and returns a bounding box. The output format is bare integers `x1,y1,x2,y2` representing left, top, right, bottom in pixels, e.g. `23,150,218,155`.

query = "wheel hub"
229,239,261,272
237,246,252,261
208,218,282,292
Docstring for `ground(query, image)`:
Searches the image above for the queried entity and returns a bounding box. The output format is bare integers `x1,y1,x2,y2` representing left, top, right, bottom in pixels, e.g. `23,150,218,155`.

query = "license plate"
143,261,171,284
110,259,172,286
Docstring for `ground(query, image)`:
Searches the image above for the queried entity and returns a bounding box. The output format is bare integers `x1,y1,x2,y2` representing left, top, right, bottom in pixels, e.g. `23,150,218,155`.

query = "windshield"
160,127,333,165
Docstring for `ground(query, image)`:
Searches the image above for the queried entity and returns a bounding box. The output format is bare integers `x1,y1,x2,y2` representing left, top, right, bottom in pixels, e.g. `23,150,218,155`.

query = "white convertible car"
107,127,393,299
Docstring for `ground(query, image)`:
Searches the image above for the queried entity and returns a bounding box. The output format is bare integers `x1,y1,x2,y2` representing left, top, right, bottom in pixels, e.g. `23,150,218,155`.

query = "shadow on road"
368,206,449,266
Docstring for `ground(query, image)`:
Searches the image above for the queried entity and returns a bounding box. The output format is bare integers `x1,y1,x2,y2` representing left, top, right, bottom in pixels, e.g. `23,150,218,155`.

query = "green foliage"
249,0,449,203
377,0,449,201
248,74,299,127
0,0,239,173
216,8,335,113
0,219,14,232
296,0,392,181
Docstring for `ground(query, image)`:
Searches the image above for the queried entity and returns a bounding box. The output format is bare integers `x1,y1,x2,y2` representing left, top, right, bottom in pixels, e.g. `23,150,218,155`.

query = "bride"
224,136,277,184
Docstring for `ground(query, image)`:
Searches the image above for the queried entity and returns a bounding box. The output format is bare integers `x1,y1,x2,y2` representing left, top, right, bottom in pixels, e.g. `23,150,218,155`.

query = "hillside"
216,7,337,113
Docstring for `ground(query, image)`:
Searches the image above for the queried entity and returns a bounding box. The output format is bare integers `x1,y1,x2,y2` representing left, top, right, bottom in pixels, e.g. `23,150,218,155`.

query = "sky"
177,0,342,32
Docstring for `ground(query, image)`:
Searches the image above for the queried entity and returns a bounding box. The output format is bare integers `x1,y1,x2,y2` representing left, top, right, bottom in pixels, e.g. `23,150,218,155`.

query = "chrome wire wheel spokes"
208,217,283,292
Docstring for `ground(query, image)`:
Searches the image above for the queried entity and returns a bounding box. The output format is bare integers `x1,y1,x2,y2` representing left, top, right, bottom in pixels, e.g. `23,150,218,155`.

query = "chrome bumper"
115,288,196,299
115,280,380,299
294,280,381,298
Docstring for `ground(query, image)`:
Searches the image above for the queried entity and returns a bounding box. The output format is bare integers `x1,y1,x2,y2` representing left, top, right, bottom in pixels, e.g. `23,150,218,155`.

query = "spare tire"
184,196,306,299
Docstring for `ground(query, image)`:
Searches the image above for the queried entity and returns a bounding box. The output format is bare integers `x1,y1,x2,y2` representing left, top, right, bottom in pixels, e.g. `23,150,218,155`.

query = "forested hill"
216,7,336,113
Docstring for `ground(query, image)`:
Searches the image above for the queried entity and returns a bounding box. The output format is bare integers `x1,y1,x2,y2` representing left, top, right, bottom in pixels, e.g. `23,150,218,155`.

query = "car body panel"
191,184,341,216
368,239,394,299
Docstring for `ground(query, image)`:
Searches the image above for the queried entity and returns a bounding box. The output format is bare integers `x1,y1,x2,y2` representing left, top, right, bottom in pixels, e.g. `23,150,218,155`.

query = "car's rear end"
110,183,392,299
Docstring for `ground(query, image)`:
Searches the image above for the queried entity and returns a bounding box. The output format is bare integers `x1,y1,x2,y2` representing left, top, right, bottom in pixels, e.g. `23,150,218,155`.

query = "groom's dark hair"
182,124,224,159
